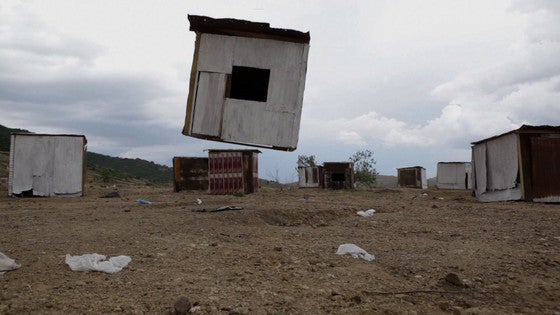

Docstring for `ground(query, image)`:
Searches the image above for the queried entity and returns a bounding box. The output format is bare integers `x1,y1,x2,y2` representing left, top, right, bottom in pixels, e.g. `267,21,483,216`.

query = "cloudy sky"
1,0,559,182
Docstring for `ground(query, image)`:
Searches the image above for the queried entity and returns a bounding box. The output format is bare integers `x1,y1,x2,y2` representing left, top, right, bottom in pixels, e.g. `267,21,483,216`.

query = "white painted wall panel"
221,98,296,148
197,34,234,73
9,135,84,197
53,137,84,195
473,143,487,196
191,72,226,137
486,133,518,190
188,33,309,150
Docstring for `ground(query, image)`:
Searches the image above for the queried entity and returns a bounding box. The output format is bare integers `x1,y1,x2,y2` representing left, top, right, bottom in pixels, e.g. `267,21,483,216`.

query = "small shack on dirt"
208,149,260,195
397,166,427,189
172,157,209,192
297,166,324,188
323,162,354,189
8,133,87,197
471,125,560,202
182,15,310,151
436,162,472,190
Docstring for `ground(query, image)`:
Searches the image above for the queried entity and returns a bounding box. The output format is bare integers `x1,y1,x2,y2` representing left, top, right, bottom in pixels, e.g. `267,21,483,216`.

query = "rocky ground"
1,181,559,314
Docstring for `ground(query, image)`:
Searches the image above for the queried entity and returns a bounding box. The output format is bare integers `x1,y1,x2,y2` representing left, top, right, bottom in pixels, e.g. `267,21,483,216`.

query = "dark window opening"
331,173,345,182
229,66,270,102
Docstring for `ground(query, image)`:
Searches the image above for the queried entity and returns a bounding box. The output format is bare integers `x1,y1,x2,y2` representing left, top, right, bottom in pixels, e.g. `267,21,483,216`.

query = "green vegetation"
349,149,378,188
0,123,173,183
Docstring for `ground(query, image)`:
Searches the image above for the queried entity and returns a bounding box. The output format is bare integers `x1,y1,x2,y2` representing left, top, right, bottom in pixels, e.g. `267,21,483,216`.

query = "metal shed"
298,166,324,188
182,15,310,151
436,162,472,190
471,125,560,202
172,157,209,192
208,149,260,195
323,162,354,190
397,166,427,189
8,133,87,197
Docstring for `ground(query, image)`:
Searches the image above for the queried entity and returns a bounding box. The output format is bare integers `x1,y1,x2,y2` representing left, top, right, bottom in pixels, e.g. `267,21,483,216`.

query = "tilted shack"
323,162,354,189
397,166,427,189
172,157,209,192
436,162,472,190
182,15,310,151
8,133,87,197
472,125,560,202
208,149,260,195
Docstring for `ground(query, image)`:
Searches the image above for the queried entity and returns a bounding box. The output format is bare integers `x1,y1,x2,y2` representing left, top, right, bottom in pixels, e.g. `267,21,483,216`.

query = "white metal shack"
471,125,560,202
182,15,310,151
436,162,472,190
8,133,87,197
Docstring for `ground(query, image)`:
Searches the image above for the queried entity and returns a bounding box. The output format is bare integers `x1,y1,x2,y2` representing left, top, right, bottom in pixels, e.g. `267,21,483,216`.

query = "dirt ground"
1,181,559,314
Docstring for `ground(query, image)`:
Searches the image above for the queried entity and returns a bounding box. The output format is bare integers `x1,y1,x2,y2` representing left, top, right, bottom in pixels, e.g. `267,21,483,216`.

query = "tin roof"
11,132,87,144
471,125,560,145
188,15,310,44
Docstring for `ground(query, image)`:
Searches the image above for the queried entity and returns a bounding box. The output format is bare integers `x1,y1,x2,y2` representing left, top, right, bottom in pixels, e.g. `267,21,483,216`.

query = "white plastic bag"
357,209,376,217
0,252,21,276
65,253,131,273
336,244,375,261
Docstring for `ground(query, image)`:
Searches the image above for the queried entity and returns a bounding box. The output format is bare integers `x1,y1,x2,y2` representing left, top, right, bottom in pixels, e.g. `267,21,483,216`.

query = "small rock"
274,246,283,252
351,295,362,304
174,296,191,315
444,272,464,286
432,204,439,209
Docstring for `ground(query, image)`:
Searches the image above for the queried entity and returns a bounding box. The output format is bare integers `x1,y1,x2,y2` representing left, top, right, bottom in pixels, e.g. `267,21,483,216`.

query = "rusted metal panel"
323,162,354,190
298,166,324,188
172,157,209,192
208,150,260,195
530,137,560,200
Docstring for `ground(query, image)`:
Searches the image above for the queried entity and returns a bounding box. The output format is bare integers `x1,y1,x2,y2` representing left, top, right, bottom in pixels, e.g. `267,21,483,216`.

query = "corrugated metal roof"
188,15,310,44
11,133,87,144
471,125,560,145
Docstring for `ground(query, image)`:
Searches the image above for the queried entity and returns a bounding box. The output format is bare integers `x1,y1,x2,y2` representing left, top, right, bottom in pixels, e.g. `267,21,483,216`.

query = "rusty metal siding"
208,150,259,195
323,162,354,190
172,157,209,192
397,167,426,189
298,166,324,188
530,137,560,200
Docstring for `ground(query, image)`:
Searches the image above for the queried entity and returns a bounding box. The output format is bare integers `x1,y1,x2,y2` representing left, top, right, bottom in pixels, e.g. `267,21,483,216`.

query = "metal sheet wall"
208,151,259,195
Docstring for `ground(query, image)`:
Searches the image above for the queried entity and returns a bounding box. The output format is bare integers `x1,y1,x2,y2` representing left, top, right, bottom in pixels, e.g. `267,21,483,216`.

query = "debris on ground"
137,199,152,205
336,244,375,261
65,253,131,273
212,206,243,212
99,191,120,198
357,209,376,217
0,252,21,276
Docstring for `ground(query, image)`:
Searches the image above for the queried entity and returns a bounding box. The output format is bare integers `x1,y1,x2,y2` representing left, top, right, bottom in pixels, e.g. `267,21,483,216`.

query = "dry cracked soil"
1,181,559,314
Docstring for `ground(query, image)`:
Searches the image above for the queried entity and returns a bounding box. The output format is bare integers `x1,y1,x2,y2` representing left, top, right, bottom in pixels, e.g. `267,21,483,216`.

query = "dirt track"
1,183,559,314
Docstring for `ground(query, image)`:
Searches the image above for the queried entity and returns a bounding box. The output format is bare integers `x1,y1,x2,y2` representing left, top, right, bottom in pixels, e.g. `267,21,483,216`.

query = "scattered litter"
0,252,21,276
357,209,376,217
137,199,152,205
336,244,375,261
195,198,203,205
99,191,120,198
212,205,243,212
65,253,131,273
422,193,428,197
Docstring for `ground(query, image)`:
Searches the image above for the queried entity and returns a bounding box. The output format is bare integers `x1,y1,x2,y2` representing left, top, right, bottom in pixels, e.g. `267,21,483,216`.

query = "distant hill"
86,152,172,183
0,124,173,183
